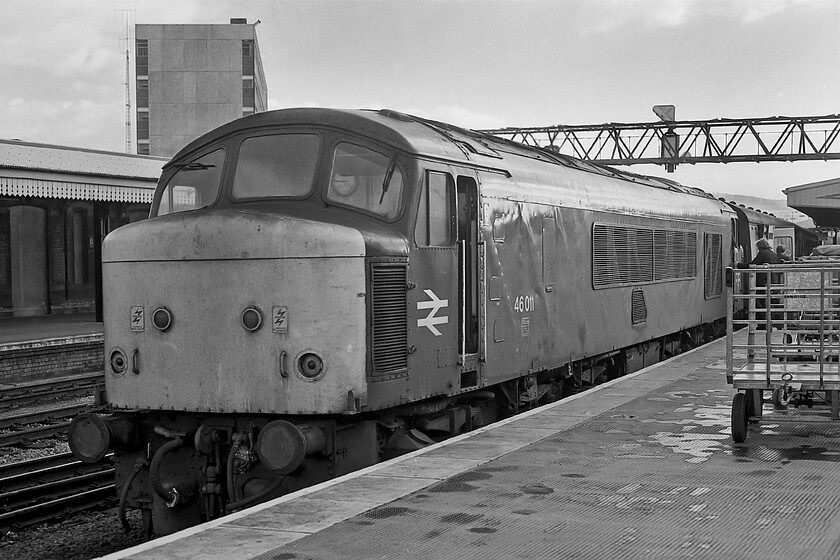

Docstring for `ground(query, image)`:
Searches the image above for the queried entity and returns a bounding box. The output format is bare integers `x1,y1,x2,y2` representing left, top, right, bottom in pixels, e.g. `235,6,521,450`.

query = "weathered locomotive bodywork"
68,108,736,536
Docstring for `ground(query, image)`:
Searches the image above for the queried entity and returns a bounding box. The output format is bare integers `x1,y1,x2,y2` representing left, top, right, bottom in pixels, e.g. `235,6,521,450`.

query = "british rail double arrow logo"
417,289,448,336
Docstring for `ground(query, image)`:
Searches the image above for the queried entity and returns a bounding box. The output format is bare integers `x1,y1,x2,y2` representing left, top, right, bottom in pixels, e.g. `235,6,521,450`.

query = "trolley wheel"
731,393,748,443
745,388,761,422
772,387,789,409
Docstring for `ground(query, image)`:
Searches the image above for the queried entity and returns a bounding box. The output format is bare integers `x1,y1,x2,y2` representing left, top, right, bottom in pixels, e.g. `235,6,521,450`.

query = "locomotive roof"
723,201,795,228
170,107,719,203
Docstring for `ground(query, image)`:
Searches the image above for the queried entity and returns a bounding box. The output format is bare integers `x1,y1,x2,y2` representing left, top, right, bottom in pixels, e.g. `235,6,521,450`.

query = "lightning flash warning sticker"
131,306,145,332
272,306,288,333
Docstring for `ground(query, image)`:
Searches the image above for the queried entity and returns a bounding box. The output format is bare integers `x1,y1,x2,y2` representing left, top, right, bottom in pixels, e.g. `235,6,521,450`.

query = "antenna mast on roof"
117,7,134,153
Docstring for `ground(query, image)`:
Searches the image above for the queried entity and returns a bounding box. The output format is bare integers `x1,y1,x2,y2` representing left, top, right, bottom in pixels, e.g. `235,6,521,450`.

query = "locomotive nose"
100,209,369,415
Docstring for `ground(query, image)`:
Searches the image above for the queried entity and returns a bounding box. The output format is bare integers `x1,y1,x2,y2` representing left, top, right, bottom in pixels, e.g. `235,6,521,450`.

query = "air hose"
224,474,286,514
226,442,241,504
149,438,185,507
118,460,146,533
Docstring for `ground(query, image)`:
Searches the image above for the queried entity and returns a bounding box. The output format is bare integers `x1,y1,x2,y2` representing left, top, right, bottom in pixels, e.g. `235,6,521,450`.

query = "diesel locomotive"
70,108,745,536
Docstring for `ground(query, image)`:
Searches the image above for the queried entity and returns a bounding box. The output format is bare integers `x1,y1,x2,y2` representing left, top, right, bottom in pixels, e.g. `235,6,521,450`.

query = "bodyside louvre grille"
653,229,697,280
704,232,723,299
370,262,408,374
593,223,697,289
631,288,647,324
593,225,653,286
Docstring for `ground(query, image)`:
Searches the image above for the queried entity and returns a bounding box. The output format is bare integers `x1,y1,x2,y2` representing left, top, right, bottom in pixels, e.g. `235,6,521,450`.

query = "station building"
0,140,164,318
135,18,268,157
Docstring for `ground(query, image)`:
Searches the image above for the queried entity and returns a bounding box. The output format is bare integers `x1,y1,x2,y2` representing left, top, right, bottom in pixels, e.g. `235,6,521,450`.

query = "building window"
136,79,149,108
137,142,149,155
242,40,255,76
242,77,255,108
136,39,148,76
136,111,149,140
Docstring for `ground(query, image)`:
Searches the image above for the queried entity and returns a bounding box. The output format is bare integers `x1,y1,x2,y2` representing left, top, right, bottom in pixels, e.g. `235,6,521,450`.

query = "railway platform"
103,332,840,560
0,313,102,345
0,314,103,385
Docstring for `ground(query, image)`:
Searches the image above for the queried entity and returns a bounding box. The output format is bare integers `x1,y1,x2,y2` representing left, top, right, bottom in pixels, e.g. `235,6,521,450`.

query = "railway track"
0,404,98,448
0,452,116,531
0,372,104,410
0,373,113,531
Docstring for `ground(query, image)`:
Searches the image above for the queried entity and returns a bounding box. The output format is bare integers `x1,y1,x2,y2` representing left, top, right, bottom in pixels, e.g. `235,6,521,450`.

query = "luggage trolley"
726,262,840,443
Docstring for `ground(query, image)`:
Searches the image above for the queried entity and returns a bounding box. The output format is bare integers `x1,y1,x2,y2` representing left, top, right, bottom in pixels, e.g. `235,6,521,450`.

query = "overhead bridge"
479,114,840,171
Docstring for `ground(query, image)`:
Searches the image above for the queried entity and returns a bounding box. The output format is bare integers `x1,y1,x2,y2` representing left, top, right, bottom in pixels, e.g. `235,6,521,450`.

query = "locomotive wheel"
731,393,748,443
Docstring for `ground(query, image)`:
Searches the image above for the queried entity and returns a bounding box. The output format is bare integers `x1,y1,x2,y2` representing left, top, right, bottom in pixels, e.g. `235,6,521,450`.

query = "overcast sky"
1,0,838,200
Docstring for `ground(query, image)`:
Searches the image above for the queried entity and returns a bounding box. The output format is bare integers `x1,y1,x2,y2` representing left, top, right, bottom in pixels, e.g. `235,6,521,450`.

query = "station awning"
1,176,154,203
0,138,164,204
784,177,840,228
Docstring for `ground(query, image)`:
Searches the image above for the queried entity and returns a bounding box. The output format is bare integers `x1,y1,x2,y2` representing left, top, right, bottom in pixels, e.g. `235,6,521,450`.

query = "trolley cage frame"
725,262,840,421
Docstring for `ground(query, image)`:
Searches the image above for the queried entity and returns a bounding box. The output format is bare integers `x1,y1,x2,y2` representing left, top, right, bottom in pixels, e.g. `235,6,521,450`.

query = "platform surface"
102,334,840,560
0,313,102,345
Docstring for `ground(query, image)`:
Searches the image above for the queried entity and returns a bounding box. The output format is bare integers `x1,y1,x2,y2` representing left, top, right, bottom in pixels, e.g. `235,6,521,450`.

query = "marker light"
152,307,173,331
241,306,263,332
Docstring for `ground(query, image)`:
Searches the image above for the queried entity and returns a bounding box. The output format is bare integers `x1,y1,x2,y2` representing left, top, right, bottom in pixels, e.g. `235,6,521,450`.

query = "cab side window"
415,171,454,247
326,142,404,220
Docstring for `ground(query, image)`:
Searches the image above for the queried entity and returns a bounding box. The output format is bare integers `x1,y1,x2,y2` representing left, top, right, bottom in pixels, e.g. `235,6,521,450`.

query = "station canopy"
0,139,165,203
784,177,840,229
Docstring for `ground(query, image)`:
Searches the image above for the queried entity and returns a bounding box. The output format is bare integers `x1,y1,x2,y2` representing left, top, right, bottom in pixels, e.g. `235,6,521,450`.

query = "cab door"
409,169,483,397
457,176,481,376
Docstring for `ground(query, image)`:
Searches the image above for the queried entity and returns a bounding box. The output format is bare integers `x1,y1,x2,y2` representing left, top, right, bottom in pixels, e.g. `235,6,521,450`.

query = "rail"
0,372,104,410
0,452,115,530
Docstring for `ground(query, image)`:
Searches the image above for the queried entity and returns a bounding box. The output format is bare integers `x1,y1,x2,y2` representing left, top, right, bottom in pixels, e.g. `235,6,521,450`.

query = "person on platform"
750,239,781,326
776,245,791,262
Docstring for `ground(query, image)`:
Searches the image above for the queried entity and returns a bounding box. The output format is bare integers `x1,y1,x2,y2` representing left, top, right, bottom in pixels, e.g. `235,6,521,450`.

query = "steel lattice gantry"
479,114,840,171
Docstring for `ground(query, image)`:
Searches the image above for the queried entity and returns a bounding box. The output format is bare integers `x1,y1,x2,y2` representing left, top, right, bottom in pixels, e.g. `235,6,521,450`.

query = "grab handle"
279,350,288,378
